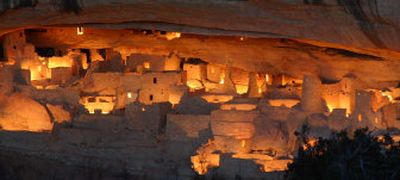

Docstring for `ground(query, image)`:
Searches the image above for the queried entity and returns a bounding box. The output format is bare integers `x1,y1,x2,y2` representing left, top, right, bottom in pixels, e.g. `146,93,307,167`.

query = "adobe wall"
166,114,211,141
81,72,121,95
141,72,182,89
206,63,224,83
183,63,206,81
164,54,181,71
210,110,258,139
127,53,165,72
125,102,172,134
321,77,356,113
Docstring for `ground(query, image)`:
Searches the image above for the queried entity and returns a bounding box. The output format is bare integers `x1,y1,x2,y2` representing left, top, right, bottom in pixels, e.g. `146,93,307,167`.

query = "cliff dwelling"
0,0,400,179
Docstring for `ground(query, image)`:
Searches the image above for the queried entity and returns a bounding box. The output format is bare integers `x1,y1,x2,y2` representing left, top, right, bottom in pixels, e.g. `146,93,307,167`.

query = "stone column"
301,74,322,113
341,77,356,114
247,72,261,98
222,67,236,95
352,90,375,128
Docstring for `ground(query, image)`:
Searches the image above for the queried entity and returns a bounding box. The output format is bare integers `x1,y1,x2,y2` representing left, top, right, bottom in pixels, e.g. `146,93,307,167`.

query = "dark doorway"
0,43,5,61
35,47,55,57
81,49,91,64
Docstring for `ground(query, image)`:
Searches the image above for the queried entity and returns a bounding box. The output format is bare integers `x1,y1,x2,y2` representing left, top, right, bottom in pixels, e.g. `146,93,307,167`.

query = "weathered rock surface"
0,93,52,131
46,103,71,123
176,93,218,114
0,0,399,50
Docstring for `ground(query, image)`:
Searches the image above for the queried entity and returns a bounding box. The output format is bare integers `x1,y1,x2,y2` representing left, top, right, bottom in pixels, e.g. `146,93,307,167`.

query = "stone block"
51,67,72,84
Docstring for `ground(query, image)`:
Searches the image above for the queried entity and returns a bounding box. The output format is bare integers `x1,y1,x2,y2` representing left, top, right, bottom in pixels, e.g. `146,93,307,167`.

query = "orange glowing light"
235,85,248,94
47,56,73,68
186,79,203,90
191,154,220,175
258,87,262,94
143,62,150,69
269,99,300,108
165,32,181,40
323,93,351,114
302,138,318,150
281,75,286,86
241,139,246,148
358,114,362,122
77,27,84,35
28,64,51,81
220,104,257,111
381,91,393,101
259,160,292,172
81,96,115,115
219,73,225,84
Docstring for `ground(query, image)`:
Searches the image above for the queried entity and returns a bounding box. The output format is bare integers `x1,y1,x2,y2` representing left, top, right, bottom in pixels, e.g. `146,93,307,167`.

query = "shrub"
286,128,400,180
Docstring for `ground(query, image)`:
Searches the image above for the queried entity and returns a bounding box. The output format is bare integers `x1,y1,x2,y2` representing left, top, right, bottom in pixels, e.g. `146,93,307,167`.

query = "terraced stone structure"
0,0,399,179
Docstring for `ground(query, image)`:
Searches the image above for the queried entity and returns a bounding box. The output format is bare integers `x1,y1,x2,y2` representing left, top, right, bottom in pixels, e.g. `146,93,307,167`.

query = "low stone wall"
166,114,211,141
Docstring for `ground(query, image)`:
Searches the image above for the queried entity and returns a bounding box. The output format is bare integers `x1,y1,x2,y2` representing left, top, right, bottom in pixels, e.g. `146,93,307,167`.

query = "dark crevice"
0,41,5,61
81,20,287,39
276,39,383,61
320,77,340,84
80,49,91,64
324,48,383,61
275,39,322,60
186,58,208,65
98,49,107,60
25,29,48,33
337,0,387,48
304,0,324,5
35,47,55,57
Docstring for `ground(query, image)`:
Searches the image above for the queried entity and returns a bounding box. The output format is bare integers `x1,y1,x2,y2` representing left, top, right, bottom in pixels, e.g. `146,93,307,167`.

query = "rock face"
0,0,399,49
46,104,71,123
0,0,399,50
0,93,52,131
176,93,218,115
